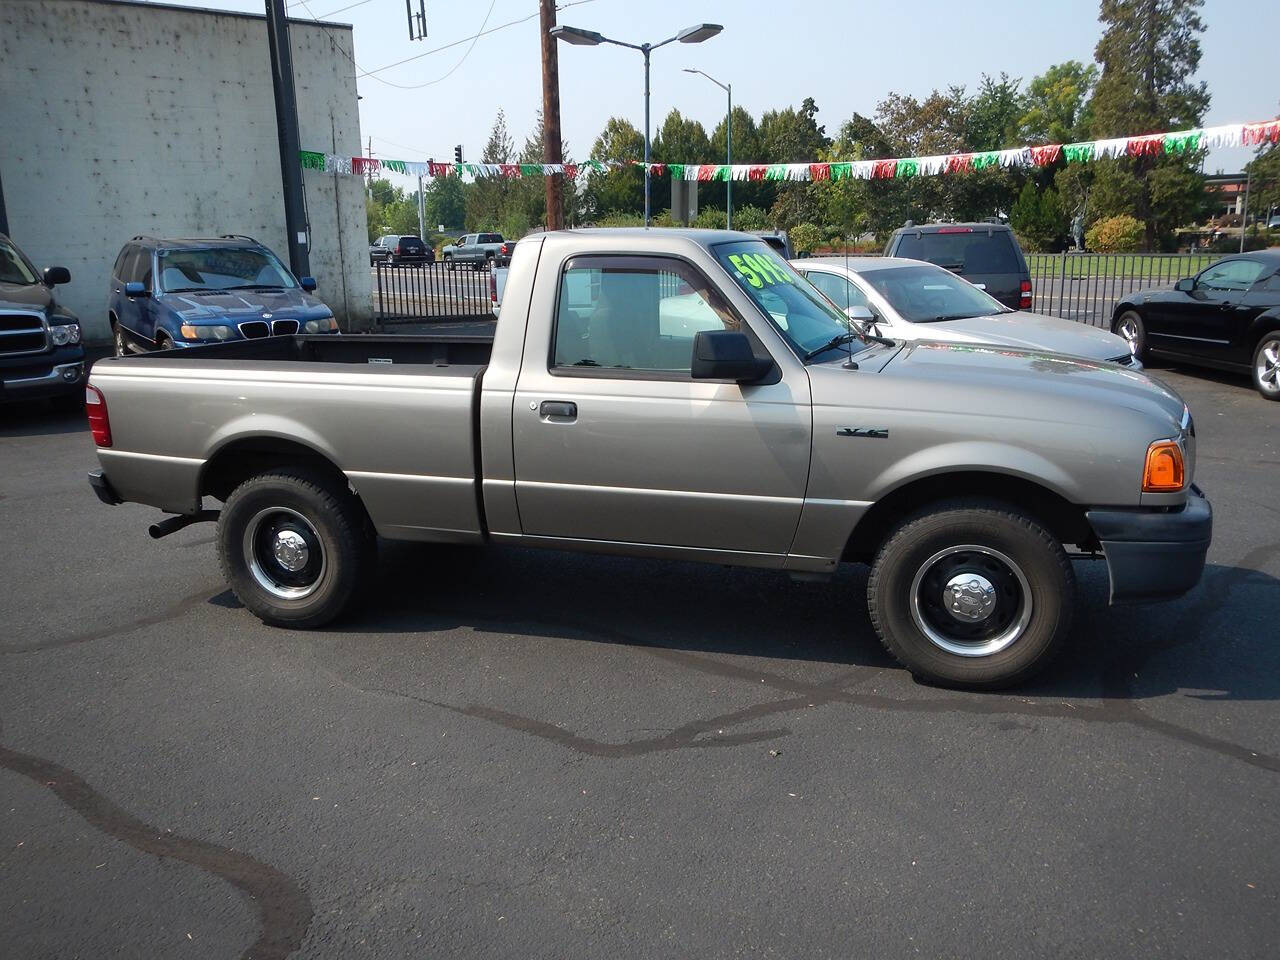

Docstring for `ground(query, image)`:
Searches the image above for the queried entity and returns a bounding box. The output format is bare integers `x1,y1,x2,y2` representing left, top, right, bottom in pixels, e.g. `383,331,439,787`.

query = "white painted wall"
0,0,372,340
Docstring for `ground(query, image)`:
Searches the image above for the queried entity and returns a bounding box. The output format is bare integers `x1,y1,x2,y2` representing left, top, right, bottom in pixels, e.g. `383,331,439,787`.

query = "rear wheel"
867,500,1074,689
445,254,454,271
217,468,375,628
1253,332,1280,401
155,331,172,351
112,322,128,357
1113,310,1147,363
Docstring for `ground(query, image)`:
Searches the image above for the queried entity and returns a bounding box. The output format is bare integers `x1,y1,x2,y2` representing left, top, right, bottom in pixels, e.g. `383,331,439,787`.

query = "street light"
552,22,723,226
683,68,732,230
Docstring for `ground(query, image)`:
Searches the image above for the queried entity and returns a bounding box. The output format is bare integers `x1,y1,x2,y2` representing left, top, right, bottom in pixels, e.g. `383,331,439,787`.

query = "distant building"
0,0,373,340
1205,173,1250,220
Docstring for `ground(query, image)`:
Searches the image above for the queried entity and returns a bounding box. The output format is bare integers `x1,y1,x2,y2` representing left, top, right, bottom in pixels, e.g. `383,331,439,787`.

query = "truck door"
511,254,811,559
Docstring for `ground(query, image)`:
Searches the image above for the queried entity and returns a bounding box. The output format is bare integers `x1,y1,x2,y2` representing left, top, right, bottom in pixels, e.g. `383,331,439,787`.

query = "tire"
217,468,376,629
155,332,172,352
867,499,1074,689
1252,332,1280,401
1113,310,1147,363
112,322,128,357
445,255,454,271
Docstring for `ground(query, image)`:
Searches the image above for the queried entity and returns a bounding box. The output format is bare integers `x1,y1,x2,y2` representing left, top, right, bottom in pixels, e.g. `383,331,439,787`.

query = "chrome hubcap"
272,529,310,572
1259,343,1280,392
942,572,997,621
910,544,1033,657
242,507,325,600
1119,318,1138,344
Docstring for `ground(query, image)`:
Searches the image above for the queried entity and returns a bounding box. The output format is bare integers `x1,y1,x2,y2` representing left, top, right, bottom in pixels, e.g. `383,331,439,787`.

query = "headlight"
50,322,81,345
180,324,236,341
303,316,338,333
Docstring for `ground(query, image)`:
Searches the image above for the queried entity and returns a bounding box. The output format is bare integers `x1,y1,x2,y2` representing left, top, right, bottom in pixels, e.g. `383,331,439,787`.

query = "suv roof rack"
219,234,258,241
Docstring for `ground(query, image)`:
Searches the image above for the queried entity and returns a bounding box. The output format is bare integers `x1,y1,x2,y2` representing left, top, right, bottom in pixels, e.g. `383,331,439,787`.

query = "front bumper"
0,348,87,401
1086,485,1212,603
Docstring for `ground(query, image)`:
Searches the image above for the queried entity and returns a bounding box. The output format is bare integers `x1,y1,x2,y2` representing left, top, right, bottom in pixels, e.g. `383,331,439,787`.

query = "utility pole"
539,0,565,230
264,0,310,276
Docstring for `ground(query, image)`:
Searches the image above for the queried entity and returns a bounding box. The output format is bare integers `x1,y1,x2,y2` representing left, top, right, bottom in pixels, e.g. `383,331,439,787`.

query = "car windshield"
0,238,39,285
714,240,868,362
157,247,296,293
859,263,1009,322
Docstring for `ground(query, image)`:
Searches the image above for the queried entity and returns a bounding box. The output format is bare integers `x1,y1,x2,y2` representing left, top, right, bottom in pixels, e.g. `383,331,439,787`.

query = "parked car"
108,235,338,355
1111,249,1280,399
885,222,1033,310
1266,215,1280,230
0,233,85,405
370,234,431,267
792,256,1139,367
750,230,793,259
442,233,507,270
86,228,1209,690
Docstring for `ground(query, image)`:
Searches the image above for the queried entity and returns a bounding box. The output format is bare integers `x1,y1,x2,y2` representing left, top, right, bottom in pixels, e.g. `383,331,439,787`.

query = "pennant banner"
306,119,1278,183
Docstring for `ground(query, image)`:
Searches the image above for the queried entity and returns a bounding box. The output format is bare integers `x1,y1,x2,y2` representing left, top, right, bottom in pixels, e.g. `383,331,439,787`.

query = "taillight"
396,242,404,254
489,272,497,303
85,384,112,447
1019,279,1032,309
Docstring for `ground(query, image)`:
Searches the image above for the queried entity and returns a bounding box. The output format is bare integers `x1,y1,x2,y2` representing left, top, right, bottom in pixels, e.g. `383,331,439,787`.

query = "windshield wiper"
222,284,285,291
803,328,894,361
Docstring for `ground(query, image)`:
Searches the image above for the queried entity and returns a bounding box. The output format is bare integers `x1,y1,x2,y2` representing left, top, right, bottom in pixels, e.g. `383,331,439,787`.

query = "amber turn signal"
1142,440,1185,492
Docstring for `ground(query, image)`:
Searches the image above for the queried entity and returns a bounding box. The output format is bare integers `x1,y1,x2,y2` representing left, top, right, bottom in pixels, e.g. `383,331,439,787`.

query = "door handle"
539,400,577,421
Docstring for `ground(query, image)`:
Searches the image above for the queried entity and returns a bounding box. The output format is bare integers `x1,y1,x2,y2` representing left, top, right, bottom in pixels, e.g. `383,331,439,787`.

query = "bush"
1086,214,1144,253
789,223,824,254
728,205,772,231
1009,182,1066,252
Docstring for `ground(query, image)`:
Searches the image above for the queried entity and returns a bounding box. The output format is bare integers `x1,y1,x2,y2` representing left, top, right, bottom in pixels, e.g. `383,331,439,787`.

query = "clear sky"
145,0,1275,182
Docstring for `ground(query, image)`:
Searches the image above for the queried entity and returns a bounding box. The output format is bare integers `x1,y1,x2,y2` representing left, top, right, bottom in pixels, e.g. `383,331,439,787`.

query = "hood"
920,311,1131,361
0,279,55,313
156,287,330,323
876,339,1186,427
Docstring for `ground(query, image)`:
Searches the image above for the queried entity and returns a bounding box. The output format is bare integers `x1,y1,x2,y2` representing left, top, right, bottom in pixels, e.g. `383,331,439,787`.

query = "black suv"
885,222,1032,310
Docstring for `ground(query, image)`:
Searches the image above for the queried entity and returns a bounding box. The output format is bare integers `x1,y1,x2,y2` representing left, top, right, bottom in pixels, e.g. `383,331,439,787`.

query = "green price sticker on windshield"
729,252,794,289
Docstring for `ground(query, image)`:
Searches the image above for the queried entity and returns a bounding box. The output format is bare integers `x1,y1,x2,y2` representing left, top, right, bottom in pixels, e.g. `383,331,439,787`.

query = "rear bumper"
1086,486,1212,603
88,468,123,506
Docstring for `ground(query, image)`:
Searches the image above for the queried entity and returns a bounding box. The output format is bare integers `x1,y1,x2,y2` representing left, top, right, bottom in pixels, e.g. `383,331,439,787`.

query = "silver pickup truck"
85,228,1211,689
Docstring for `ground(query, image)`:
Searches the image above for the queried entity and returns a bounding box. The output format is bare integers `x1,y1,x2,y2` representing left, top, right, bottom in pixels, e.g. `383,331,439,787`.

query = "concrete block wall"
0,0,372,339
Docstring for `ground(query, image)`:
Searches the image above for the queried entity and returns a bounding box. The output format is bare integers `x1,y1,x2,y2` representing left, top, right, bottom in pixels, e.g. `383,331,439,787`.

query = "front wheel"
1113,310,1147,363
445,255,454,271
112,323,128,357
867,500,1074,689
1252,333,1280,401
217,469,376,628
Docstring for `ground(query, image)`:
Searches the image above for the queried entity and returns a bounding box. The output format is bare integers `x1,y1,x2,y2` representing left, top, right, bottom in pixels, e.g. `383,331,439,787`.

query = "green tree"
1089,0,1211,248
759,97,829,228
465,109,515,231
1009,182,1067,251
653,109,713,214
1246,108,1280,228
423,175,465,231
789,223,824,254
583,117,645,219
710,106,768,211
1019,61,1099,144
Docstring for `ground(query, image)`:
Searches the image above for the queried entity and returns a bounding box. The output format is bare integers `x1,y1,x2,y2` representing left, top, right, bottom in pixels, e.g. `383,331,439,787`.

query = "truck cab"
0,233,85,405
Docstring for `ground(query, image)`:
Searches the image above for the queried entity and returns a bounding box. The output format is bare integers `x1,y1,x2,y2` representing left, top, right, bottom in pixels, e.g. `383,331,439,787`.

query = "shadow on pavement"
0,400,88,438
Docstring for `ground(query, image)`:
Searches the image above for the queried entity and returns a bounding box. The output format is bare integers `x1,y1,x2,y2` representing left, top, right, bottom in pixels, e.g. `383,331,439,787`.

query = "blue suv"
108,235,339,354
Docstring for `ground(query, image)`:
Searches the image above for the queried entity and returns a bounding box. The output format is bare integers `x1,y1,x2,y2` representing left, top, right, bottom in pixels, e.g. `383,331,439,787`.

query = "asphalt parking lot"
1,362,1277,959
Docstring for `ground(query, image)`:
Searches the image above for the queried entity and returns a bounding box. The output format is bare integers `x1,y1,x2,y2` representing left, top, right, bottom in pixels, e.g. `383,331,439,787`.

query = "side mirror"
844,305,875,323
43,266,71,287
1175,277,1195,292
300,276,317,292
691,330,773,382
124,281,149,298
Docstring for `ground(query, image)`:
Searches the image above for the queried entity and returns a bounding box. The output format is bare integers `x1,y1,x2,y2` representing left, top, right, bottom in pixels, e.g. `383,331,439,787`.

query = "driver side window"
1199,260,1265,291
806,271,870,312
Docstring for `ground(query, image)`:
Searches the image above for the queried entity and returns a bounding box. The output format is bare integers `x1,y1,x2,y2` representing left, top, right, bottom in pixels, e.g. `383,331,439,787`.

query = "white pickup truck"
86,228,1211,689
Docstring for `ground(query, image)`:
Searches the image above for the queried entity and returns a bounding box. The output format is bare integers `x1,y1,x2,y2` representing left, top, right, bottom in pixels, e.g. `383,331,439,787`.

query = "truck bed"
130,332,494,367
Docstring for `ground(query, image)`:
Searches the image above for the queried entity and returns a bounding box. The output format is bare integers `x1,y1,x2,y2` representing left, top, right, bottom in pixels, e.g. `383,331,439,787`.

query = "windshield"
859,263,1009,322
157,247,296,293
0,238,39,285
894,231,1021,275
714,240,866,362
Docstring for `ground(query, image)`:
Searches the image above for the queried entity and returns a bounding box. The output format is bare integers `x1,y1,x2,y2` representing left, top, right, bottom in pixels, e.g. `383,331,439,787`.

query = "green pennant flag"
711,165,731,181
971,152,1000,170
829,162,852,181
1162,131,1202,154
1063,143,1095,163
519,164,541,177
299,150,325,170
380,159,406,174
668,163,684,180
764,164,788,180
895,159,919,178
588,160,606,171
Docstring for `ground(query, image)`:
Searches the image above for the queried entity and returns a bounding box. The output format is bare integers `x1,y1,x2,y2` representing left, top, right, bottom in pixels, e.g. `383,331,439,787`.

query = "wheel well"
108,311,118,329
842,471,1094,564
200,438,353,504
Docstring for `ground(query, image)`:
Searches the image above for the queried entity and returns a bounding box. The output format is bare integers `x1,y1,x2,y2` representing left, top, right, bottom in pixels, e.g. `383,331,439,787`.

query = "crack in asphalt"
0,587,221,655
0,722,313,960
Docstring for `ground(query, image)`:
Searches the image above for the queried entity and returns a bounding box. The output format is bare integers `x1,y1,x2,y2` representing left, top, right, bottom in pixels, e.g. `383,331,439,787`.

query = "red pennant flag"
1029,145,1061,166
872,159,897,179
499,164,520,178
429,162,452,177
809,163,831,181
1243,120,1280,146
944,154,973,173
1127,134,1163,157
697,165,716,181
746,165,767,181
563,164,578,179
351,156,379,175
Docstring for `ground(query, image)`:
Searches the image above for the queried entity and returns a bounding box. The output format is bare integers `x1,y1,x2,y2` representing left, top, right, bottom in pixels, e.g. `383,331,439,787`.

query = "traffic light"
454,144,463,164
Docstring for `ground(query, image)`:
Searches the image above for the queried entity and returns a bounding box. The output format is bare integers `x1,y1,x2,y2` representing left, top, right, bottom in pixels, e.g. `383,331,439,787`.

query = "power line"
391,0,498,91
359,7,540,79
310,0,377,19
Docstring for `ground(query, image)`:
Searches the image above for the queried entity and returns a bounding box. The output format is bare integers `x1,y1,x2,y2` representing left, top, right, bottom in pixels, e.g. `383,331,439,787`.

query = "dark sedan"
1112,250,1280,399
